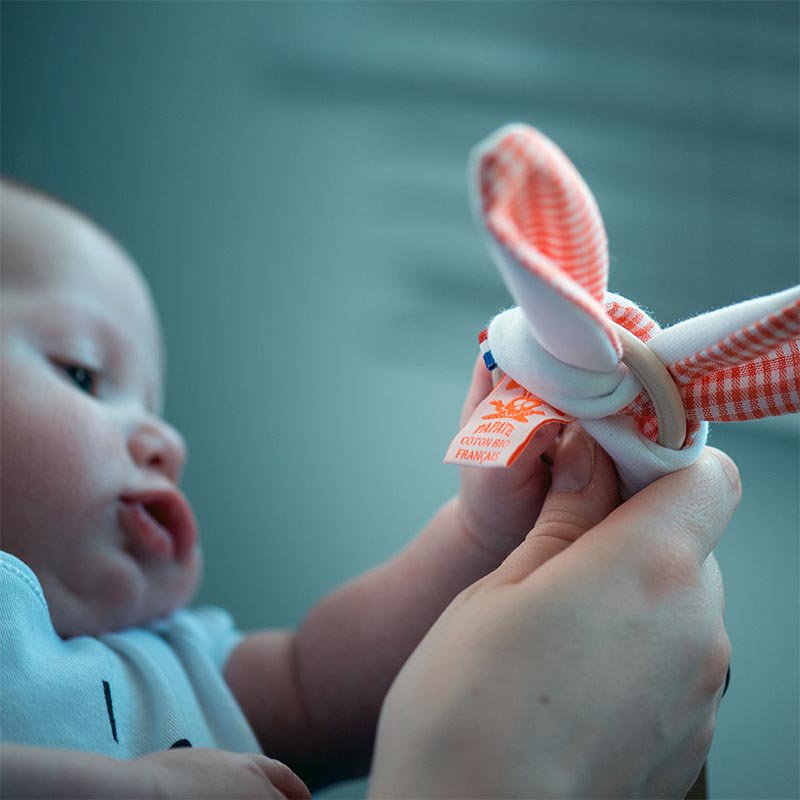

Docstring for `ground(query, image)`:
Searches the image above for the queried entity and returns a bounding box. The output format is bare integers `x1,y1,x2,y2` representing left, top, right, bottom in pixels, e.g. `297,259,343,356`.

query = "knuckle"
241,754,274,784
638,538,700,600
695,719,716,758
705,722,717,752
242,759,266,781
530,510,593,545
662,452,740,551
269,758,293,778
701,631,732,694
700,553,727,614
674,499,719,552
703,551,723,584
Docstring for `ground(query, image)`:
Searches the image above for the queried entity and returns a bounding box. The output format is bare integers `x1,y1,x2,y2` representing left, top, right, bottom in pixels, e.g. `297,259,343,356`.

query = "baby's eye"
62,364,100,396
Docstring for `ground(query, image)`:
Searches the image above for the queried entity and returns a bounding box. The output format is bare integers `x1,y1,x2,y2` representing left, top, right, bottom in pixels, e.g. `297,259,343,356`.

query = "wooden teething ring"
613,323,687,451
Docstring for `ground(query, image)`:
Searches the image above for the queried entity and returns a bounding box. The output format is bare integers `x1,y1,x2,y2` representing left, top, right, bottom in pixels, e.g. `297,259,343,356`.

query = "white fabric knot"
488,296,642,421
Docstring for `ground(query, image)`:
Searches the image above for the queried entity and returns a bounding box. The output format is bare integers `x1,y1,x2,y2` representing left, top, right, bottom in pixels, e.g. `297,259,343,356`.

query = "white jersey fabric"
0,551,260,757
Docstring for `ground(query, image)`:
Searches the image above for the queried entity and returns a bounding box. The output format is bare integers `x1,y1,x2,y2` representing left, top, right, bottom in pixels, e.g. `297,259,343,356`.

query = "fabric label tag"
445,374,575,468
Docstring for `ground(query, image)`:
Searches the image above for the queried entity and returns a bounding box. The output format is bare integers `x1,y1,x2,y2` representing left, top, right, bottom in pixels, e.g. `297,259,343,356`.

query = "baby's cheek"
1,368,124,558
34,385,121,491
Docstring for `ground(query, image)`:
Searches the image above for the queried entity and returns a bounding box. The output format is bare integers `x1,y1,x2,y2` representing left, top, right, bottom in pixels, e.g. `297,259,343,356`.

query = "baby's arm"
225,359,561,788
1,744,149,798
225,499,505,787
0,743,309,799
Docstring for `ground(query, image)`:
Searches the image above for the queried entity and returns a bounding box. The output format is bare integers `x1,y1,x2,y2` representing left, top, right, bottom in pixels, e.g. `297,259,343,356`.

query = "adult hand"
370,427,739,799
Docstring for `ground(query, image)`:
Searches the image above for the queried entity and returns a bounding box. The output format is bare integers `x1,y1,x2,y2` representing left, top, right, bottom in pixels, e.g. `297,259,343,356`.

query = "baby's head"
0,181,201,637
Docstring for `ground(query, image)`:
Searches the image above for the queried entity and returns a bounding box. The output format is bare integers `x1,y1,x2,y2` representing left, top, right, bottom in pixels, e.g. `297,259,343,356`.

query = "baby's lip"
118,487,198,562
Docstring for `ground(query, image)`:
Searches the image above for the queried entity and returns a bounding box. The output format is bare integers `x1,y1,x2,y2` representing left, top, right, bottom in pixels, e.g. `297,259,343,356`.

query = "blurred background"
2,2,797,797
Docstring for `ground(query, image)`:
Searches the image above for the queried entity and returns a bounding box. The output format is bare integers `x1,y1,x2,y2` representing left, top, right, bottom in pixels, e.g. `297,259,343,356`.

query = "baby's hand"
455,356,564,559
135,747,311,799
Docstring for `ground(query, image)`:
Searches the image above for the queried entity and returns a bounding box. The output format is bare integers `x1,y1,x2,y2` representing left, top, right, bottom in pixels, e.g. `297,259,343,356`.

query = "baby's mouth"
118,491,198,561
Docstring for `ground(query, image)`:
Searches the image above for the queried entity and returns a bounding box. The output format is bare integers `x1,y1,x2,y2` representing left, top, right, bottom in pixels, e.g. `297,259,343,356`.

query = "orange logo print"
482,379,546,423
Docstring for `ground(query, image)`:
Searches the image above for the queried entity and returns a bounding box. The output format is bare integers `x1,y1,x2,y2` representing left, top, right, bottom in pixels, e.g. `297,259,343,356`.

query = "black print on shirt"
102,680,118,743
101,680,193,750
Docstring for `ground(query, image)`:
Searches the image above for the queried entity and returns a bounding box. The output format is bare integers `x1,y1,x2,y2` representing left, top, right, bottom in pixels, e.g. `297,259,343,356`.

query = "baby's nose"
128,417,187,484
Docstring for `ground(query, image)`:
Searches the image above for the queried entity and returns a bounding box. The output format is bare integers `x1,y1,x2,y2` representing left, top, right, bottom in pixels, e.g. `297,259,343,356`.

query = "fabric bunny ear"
470,124,621,372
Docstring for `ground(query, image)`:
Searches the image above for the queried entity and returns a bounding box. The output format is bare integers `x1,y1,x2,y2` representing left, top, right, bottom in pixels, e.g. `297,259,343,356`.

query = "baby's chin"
46,547,203,638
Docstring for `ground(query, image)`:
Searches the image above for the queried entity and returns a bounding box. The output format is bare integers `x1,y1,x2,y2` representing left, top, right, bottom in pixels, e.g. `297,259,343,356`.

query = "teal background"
2,3,798,797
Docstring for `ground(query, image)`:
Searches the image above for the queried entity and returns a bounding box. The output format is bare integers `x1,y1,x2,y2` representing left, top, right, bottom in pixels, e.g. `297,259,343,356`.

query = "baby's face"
0,184,201,636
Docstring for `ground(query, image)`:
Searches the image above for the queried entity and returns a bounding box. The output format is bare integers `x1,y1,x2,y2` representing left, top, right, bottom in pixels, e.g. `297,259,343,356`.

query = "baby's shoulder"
0,554,255,755
0,552,52,645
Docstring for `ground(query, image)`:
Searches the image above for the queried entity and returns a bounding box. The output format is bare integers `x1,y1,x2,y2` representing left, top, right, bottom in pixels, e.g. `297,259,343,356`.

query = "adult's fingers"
581,446,741,567
496,424,620,583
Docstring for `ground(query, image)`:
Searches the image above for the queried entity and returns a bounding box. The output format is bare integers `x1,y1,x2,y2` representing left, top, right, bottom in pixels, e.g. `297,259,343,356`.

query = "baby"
0,181,567,797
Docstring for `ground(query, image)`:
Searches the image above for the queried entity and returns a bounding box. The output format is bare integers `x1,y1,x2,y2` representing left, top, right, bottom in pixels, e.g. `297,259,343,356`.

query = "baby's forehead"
1,183,166,390
3,183,131,287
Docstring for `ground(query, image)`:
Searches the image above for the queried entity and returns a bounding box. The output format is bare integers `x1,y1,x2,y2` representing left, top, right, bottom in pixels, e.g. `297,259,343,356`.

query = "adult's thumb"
498,423,620,582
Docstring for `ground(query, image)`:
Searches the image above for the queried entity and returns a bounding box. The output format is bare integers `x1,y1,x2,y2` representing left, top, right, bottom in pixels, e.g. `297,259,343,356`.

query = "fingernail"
551,426,594,493
708,447,741,496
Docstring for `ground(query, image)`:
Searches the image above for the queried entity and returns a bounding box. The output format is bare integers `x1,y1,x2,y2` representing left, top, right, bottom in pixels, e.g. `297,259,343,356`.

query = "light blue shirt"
0,552,260,756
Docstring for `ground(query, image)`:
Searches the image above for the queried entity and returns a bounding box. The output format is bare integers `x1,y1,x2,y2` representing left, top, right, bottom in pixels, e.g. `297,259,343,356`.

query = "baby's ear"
459,355,496,427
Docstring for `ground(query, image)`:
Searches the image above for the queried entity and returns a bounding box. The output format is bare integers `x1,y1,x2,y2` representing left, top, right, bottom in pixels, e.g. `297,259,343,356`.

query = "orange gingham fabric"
470,124,799,493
